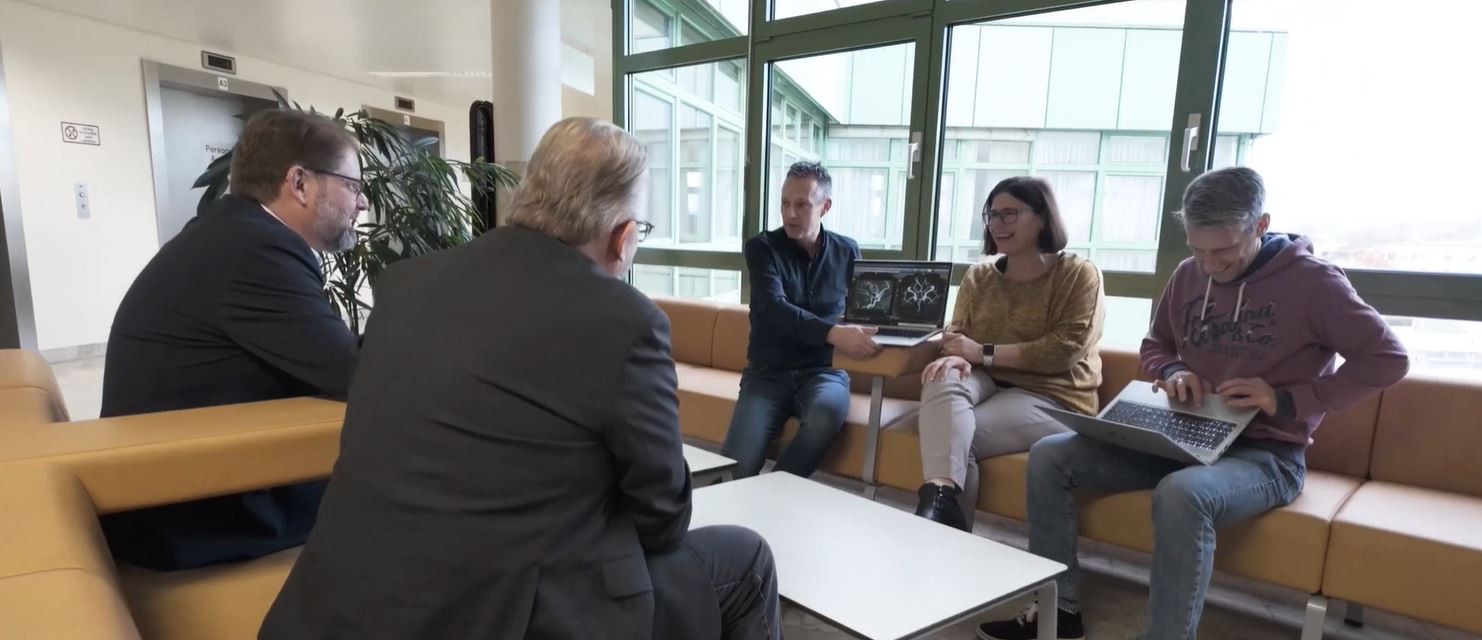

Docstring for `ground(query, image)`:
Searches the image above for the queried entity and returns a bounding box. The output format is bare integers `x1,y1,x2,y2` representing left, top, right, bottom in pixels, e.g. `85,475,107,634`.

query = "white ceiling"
16,0,612,107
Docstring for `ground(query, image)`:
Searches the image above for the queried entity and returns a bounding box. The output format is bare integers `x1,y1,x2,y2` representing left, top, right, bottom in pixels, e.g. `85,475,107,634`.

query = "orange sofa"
2,290,1480,640
655,297,1482,638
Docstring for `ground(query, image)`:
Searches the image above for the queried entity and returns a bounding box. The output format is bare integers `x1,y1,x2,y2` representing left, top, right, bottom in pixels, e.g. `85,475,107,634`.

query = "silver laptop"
842,260,952,347
1042,380,1259,465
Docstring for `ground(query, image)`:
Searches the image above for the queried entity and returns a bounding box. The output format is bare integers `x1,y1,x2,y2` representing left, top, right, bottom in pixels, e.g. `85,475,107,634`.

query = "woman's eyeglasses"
982,207,1021,226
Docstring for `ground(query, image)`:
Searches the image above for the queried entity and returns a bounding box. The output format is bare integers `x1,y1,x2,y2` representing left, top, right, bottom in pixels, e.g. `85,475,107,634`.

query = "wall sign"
60,122,101,146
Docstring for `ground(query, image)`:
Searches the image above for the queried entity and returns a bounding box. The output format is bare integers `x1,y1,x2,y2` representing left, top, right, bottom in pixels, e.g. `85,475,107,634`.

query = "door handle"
1180,113,1202,173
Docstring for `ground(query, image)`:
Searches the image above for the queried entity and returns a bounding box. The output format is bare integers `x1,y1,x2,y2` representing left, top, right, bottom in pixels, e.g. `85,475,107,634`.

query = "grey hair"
1175,166,1266,230
508,117,648,245
785,161,832,200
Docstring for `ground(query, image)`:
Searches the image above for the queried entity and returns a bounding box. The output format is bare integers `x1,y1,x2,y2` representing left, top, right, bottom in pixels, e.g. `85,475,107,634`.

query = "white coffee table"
683,444,737,485
691,473,1065,640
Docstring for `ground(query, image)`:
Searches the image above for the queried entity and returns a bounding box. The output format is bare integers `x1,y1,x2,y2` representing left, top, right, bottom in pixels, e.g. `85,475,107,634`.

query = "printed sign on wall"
60,122,101,146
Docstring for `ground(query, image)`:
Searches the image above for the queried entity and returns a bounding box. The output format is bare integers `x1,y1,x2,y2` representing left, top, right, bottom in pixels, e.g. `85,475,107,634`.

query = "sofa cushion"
0,569,140,640
1370,375,1482,497
712,306,751,373
1323,481,1482,633
652,297,720,367
1076,469,1360,593
119,547,300,640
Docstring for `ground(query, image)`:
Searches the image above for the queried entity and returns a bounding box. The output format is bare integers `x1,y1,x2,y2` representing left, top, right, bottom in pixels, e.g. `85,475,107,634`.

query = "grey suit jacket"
259,226,708,639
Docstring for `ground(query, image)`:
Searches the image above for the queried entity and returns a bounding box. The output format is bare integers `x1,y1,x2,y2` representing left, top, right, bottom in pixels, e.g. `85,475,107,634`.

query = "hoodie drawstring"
1183,276,1245,347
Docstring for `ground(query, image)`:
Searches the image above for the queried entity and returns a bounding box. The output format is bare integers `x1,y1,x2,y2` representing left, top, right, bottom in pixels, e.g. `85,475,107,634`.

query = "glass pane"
628,60,747,252
715,61,745,113
772,0,893,21
716,127,743,240
1102,296,1153,350
1106,135,1167,164
633,267,744,304
1385,316,1482,382
767,42,916,250
1099,174,1162,244
630,0,748,54
680,106,713,243
1216,0,1482,275
1040,171,1095,246
631,88,673,242
633,265,676,297
935,1,1184,271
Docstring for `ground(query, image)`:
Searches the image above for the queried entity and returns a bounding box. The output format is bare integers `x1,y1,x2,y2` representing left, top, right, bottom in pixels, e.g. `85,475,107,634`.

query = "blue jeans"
1026,433,1306,640
721,368,851,479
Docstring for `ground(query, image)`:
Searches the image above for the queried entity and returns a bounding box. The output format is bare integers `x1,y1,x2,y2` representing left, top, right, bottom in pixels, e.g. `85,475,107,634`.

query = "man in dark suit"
99,110,363,571
260,117,780,640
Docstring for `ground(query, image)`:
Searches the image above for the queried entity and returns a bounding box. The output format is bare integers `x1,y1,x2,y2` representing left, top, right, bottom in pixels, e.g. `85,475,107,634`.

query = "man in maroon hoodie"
980,167,1409,640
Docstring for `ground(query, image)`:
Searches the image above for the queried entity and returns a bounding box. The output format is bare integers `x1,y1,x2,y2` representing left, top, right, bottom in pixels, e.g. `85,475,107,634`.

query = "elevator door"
157,87,274,245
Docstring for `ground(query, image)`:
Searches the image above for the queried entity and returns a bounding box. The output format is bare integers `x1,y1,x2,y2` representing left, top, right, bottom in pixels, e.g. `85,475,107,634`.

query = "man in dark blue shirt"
721,162,882,478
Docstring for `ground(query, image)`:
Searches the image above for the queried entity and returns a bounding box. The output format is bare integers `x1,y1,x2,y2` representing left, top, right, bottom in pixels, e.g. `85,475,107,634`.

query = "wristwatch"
981,343,996,367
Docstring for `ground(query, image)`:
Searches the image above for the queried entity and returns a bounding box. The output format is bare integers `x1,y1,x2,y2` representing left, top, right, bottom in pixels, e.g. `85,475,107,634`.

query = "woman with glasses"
912,176,1106,531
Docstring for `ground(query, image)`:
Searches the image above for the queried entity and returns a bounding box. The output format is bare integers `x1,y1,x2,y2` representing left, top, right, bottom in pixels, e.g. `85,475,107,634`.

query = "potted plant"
193,93,519,333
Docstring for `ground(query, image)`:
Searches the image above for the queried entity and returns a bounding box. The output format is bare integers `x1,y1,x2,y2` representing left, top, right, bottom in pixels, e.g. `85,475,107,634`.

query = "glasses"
982,207,1022,226
310,168,364,197
631,219,655,242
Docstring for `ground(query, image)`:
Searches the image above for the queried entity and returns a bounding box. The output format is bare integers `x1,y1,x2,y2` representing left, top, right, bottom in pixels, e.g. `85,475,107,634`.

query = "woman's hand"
940,332,984,365
922,355,972,384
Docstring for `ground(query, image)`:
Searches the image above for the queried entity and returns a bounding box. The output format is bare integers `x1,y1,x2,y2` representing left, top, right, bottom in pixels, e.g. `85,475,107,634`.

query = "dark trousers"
649,525,781,640
721,368,851,478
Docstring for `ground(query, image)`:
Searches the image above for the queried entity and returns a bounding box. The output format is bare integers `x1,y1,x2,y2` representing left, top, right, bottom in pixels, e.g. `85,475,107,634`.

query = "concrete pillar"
491,0,562,223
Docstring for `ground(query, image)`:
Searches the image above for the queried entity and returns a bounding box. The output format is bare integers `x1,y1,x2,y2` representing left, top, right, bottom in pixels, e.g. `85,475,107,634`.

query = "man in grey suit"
260,117,781,640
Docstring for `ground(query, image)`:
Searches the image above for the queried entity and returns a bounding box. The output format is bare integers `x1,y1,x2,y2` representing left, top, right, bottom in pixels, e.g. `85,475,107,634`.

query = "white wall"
0,0,473,351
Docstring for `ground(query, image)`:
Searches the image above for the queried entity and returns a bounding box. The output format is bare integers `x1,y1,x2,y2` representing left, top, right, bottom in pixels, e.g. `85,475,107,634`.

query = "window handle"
908,131,922,179
1180,113,1202,173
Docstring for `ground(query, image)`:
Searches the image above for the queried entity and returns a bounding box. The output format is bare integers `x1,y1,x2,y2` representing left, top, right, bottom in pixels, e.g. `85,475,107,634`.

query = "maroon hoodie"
1141,233,1409,445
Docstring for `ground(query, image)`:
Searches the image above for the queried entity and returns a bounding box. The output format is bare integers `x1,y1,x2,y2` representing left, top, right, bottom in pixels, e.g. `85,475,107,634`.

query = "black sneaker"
913,482,967,530
977,603,1085,640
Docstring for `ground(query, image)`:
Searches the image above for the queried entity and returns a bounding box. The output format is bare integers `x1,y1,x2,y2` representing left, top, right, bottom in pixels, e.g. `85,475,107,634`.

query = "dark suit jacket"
260,226,706,640
99,194,357,570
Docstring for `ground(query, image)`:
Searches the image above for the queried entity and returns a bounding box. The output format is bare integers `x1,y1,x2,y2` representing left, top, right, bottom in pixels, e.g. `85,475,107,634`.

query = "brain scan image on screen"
848,276,896,317
892,273,949,324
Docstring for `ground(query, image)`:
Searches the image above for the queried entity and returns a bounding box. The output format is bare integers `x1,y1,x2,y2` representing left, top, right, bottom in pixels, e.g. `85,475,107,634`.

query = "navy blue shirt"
743,227,860,371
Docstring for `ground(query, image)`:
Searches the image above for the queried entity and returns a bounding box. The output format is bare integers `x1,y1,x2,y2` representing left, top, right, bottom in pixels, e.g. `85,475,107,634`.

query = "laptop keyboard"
1102,402,1237,451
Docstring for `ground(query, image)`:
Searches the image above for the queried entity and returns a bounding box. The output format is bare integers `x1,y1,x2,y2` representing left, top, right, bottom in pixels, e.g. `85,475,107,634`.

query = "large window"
1217,0,1482,276
630,59,747,251
616,0,1482,383
933,2,1198,272
631,0,750,53
766,43,916,251
633,266,744,303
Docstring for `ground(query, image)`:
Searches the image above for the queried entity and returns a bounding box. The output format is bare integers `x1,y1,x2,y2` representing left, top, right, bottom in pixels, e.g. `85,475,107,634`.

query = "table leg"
1035,580,1058,640
861,375,885,500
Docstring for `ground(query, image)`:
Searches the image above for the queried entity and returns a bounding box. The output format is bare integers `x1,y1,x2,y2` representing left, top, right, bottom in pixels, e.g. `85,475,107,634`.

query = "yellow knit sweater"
950,253,1105,415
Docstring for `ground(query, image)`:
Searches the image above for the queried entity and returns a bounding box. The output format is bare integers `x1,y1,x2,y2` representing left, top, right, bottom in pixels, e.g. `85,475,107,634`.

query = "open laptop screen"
843,260,952,329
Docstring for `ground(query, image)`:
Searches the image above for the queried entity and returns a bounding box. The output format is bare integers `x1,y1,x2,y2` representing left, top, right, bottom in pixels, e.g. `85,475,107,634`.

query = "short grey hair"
509,117,648,245
1176,166,1266,230
785,161,832,200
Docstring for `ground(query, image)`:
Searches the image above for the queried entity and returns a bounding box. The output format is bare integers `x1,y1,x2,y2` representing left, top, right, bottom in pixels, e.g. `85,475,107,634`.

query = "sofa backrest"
0,349,70,423
654,296,1394,478
1369,374,1482,497
654,298,721,368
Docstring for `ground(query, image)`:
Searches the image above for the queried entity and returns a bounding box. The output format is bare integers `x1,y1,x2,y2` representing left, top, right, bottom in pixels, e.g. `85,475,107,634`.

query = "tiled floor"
49,357,1476,639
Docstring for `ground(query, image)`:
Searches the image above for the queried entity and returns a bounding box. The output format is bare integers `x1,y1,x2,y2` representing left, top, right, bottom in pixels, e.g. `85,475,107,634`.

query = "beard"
313,200,358,253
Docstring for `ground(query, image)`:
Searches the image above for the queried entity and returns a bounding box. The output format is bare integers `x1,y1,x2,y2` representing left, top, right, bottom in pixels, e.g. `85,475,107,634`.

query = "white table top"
691,473,1066,640
682,444,737,476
